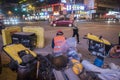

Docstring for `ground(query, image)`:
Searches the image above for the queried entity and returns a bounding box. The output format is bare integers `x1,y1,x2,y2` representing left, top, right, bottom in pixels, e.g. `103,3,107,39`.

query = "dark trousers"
118,36,120,45
72,33,80,43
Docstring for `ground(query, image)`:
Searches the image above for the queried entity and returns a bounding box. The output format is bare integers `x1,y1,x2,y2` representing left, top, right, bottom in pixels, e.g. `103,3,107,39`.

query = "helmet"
56,30,64,35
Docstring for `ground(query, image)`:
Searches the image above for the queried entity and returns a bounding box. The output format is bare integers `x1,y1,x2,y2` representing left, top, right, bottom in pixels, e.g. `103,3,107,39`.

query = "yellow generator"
3,44,37,80
2,26,45,50
11,32,37,50
84,33,112,57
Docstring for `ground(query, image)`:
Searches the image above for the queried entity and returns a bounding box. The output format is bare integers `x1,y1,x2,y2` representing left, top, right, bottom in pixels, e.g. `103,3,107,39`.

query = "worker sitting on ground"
51,30,66,57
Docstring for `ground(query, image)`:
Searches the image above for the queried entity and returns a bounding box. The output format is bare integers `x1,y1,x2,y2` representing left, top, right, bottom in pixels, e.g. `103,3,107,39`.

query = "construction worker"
51,30,66,56
72,26,80,44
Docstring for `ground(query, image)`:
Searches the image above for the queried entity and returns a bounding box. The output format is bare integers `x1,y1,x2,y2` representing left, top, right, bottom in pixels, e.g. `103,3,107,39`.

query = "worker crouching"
51,30,66,57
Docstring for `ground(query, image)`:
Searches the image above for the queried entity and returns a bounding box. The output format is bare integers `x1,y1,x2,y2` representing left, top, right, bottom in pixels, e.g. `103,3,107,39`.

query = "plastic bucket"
94,56,104,67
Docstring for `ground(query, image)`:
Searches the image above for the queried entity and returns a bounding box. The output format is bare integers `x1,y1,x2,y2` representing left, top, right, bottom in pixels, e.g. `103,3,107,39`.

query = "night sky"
47,0,60,4
3,0,60,4
5,0,19,3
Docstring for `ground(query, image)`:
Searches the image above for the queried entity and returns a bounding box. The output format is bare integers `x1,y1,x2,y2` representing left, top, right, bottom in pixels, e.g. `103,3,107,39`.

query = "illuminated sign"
107,11,119,15
66,4,85,11
39,0,44,2
80,6,84,10
67,5,72,10
48,8,52,11
84,0,95,9
61,0,66,3
39,12,44,16
53,11,59,16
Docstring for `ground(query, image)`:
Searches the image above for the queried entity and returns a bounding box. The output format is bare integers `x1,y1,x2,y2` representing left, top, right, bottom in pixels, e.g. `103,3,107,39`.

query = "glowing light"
53,11,59,16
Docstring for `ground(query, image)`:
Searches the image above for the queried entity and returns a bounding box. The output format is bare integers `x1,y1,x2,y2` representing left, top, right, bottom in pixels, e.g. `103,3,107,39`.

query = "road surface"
0,20,120,80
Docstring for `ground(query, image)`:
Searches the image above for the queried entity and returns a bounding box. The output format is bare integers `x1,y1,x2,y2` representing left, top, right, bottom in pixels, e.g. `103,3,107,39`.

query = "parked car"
50,17,74,27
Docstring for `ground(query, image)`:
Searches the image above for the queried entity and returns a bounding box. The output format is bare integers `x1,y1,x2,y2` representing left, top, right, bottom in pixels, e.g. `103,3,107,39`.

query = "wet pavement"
0,21,120,80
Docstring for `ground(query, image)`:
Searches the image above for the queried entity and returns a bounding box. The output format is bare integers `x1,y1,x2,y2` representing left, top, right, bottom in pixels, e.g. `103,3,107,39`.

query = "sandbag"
64,68,80,80
61,37,77,53
17,60,37,80
53,68,80,80
18,50,36,65
53,69,65,80
108,63,120,71
52,55,68,70
82,60,120,80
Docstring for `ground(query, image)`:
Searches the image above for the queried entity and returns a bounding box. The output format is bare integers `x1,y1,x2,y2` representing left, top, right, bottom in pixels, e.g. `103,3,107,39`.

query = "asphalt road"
0,20,120,80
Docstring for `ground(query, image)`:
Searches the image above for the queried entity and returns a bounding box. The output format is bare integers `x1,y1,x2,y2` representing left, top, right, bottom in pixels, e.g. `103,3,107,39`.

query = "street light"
8,11,12,15
14,8,18,11
28,5,32,9
19,0,27,4
28,4,35,11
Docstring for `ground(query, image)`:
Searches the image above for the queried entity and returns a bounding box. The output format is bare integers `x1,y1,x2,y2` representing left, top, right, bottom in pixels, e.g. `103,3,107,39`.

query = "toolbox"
12,32,37,50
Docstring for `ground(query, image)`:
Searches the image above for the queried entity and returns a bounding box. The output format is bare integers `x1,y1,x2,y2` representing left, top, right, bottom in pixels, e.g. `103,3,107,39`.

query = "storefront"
66,4,86,19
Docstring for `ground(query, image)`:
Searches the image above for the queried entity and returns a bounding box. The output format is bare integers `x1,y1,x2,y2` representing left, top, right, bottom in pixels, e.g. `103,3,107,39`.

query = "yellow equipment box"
2,26,21,45
3,44,37,64
85,33,111,45
84,33,112,57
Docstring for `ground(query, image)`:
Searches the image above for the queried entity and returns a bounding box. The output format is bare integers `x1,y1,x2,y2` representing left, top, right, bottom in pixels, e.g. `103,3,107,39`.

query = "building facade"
84,0,120,19
34,0,85,21
25,0,120,20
